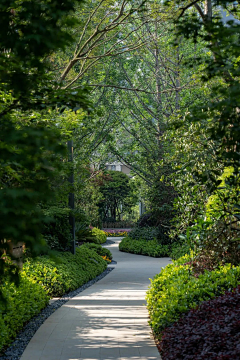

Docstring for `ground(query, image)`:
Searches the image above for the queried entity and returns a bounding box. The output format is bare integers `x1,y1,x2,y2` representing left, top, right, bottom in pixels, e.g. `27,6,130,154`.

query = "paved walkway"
20,238,171,360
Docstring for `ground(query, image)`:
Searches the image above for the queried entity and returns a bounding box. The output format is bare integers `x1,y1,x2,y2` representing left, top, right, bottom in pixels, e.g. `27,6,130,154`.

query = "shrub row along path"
20,237,171,360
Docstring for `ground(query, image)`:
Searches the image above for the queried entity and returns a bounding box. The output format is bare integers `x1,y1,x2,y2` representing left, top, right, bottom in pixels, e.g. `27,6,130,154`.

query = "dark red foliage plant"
159,285,240,360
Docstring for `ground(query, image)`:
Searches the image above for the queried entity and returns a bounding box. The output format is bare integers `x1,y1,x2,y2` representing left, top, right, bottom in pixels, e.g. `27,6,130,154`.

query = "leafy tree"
0,0,91,295
98,171,138,222
161,0,240,262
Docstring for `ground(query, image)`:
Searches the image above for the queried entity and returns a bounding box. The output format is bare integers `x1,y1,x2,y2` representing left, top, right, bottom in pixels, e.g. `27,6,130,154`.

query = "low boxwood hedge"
119,237,170,257
0,246,107,352
146,254,240,335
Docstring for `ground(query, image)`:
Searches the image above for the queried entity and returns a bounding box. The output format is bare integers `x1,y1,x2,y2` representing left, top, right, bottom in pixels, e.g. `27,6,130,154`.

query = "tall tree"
0,0,90,292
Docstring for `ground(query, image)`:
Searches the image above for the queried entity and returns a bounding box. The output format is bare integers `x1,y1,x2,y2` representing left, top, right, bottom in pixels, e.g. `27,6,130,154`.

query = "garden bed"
0,245,111,353
103,228,131,237
119,237,170,257
158,286,240,360
147,254,240,359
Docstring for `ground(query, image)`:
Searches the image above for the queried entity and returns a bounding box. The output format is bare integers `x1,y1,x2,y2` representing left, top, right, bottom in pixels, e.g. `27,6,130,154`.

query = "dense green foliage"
128,227,159,242
119,237,170,257
22,247,107,297
98,171,138,223
0,245,107,351
160,0,240,265
0,275,49,351
83,243,112,260
75,227,107,244
91,228,107,244
0,0,91,296
146,254,240,335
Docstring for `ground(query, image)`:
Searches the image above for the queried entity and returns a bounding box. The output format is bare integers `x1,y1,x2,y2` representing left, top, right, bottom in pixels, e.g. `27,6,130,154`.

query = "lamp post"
68,139,75,254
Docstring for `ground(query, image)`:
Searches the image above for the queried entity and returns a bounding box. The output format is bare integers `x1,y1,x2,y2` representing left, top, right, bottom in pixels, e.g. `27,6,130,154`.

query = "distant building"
105,161,131,176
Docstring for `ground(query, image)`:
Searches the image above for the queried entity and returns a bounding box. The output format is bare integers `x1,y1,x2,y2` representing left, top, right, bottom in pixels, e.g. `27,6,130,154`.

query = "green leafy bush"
76,227,107,245
42,206,72,251
0,275,49,351
128,226,172,245
22,247,107,297
146,255,240,335
169,242,191,260
0,246,107,352
91,228,107,244
128,227,159,241
82,243,112,260
119,237,170,257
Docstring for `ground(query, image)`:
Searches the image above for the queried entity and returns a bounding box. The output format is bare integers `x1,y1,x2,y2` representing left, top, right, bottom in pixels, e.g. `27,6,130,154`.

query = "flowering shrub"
101,255,112,264
159,286,240,360
103,229,131,237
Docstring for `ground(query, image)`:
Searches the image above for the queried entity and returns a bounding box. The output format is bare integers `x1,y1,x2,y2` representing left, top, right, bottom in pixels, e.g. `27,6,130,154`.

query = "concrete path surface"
20,238,171,360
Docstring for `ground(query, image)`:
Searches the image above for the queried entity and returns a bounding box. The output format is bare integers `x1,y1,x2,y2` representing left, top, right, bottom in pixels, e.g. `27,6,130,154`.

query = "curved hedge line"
22,246,107,297
146,254,240,335
119,237,170,257
0,246,108,351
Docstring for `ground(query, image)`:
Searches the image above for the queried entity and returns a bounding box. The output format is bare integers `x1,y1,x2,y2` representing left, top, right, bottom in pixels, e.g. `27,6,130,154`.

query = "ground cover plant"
0,274,49,352
146,254,240,335
0,245,108,352
22,246,107,297
159,285,240,360
119,237,170,257
82,243,112,261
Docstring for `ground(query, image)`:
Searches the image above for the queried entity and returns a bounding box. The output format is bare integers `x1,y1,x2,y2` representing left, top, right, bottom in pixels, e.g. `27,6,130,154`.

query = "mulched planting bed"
158,285,240,360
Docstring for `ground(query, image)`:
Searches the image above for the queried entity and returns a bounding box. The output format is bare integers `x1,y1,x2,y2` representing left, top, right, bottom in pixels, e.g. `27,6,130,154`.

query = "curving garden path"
20,238,171,360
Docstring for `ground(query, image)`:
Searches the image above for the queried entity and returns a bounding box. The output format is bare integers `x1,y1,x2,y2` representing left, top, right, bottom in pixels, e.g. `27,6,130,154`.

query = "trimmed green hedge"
22,246,107,297
0,275,49,351
0,246,107,352
146,254,240,335
91,227,107,244
119,237,170,257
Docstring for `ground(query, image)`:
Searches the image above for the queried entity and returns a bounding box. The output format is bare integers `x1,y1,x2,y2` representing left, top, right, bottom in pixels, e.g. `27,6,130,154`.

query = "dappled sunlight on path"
20,238,171,360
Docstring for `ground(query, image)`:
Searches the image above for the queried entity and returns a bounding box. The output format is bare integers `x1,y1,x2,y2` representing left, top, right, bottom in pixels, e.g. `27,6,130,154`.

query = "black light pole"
68,139,75,254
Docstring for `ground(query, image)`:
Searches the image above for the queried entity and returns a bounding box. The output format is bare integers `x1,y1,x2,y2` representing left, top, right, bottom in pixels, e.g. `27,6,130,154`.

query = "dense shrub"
128,226,172,245
0,275,49,351
119,237,170,257
0,246,107,352
76,227,107,244
22,246,107,297
42,206,72,251
82,243,112,260
159,286,240,360
169,242,191,260
128,227,159,241
91,227,107,244
146,255,240,335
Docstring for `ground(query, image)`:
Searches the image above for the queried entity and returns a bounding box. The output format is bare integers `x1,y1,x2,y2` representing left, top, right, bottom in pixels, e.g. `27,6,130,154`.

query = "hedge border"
0,267,114,360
